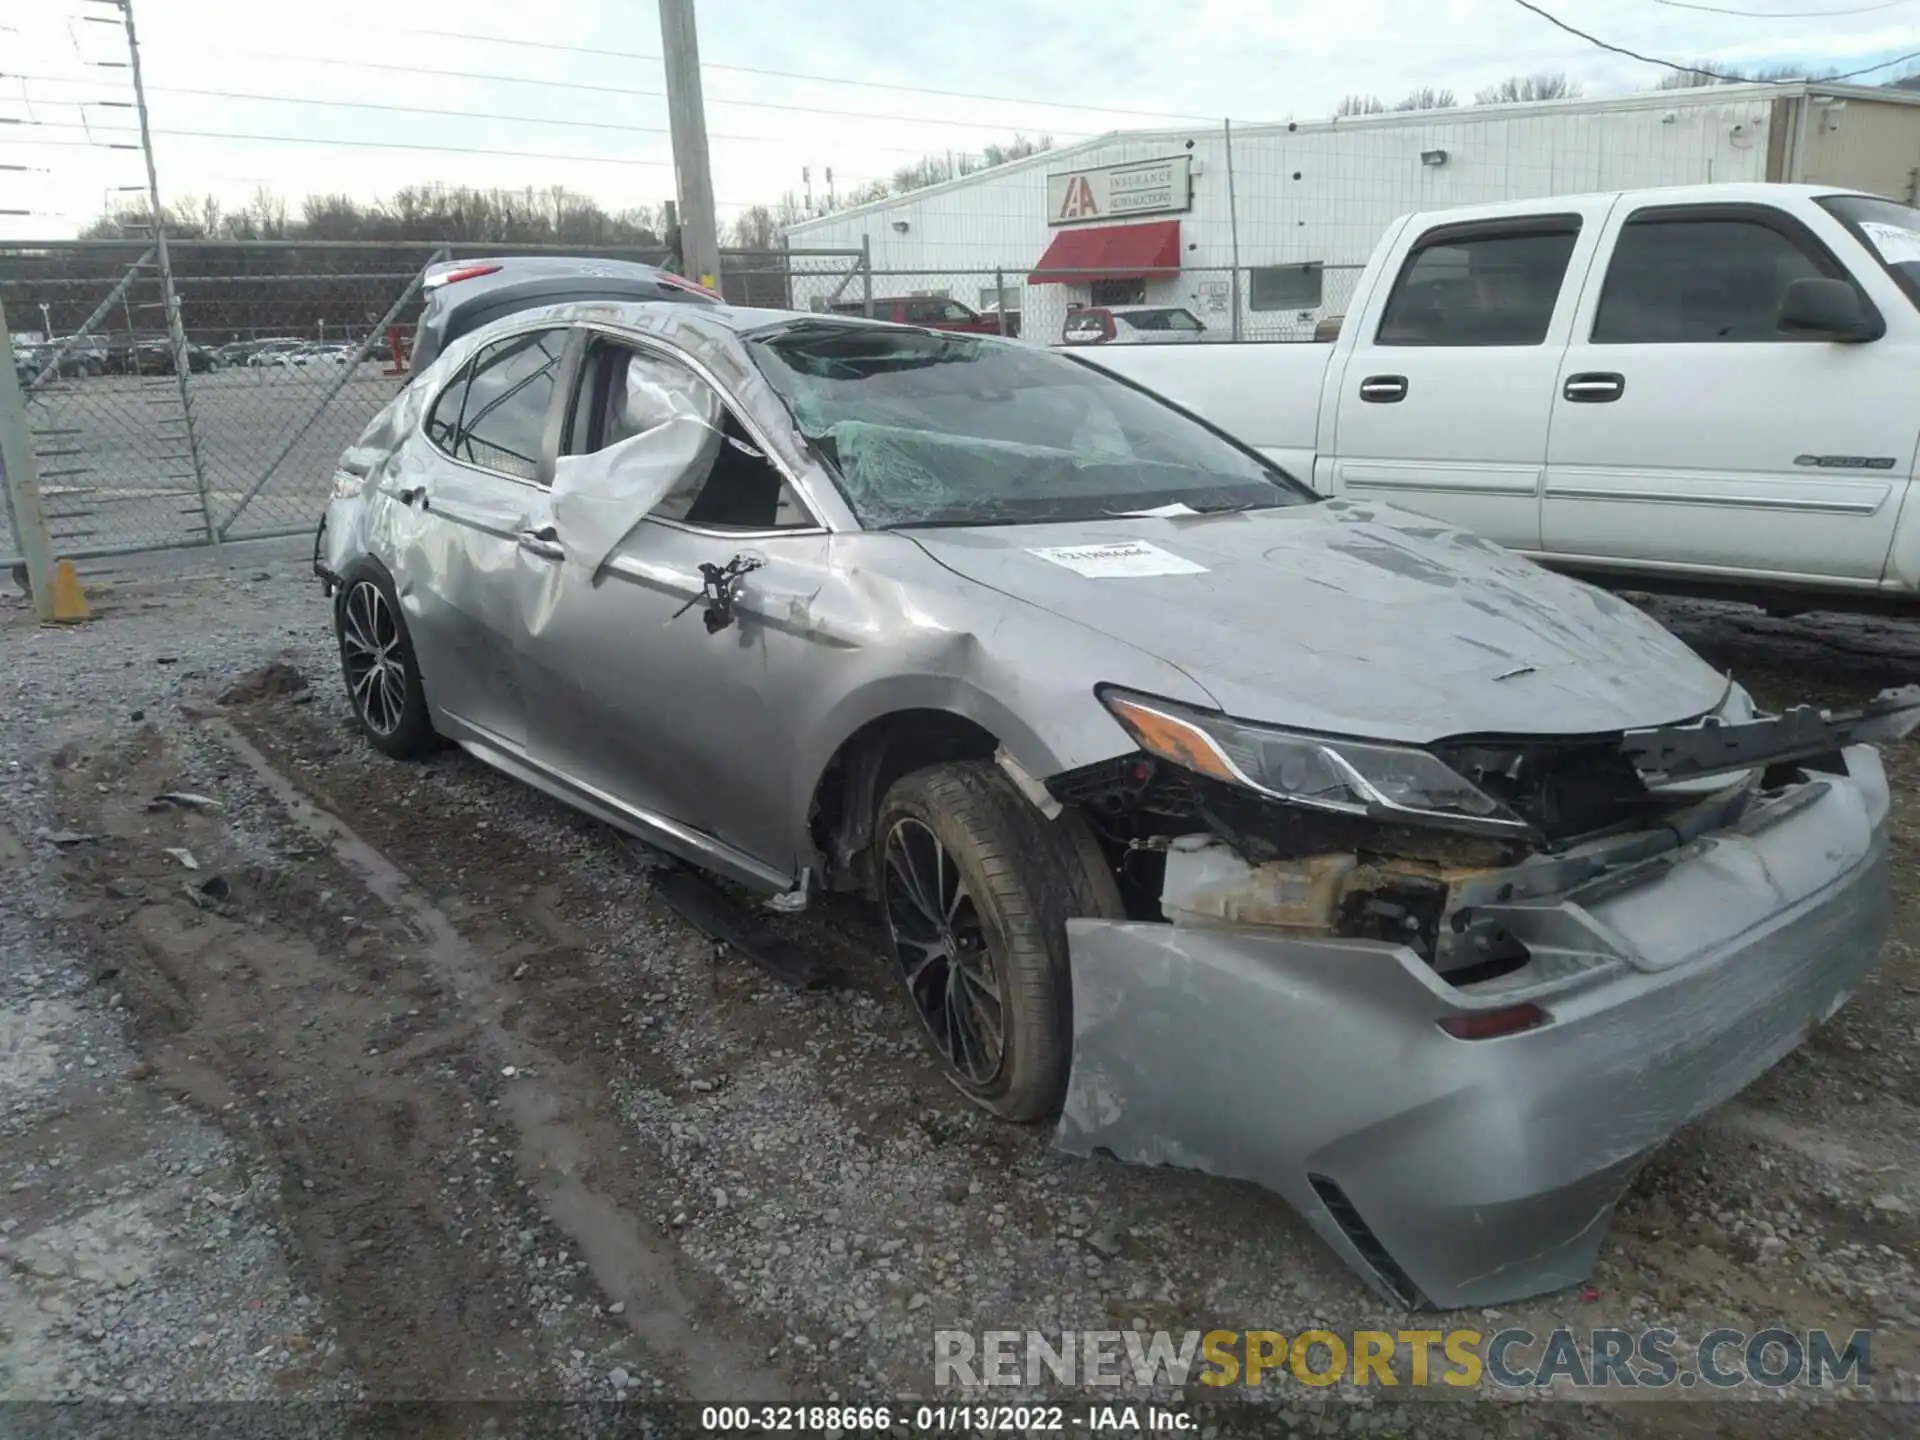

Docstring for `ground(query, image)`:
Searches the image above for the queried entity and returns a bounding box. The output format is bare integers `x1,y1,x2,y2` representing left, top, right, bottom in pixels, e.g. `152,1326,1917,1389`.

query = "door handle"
1358,374,1407,403
517,527,564,561
1563,372,1625,403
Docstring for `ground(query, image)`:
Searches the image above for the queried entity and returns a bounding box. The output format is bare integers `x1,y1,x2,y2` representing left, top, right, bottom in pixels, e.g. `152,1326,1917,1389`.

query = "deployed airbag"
543,354,724,576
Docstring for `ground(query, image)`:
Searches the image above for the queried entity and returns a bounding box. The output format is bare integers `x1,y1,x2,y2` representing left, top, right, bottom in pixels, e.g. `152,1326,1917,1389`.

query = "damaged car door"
407,324,569,754
516,329,833,885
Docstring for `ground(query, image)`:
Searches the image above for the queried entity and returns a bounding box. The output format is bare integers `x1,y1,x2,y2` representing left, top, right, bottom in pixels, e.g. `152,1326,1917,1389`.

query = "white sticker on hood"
1027,539,1208,578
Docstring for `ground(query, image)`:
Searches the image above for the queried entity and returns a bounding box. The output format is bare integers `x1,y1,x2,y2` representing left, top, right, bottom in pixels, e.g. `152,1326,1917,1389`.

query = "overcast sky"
2,0,1917,239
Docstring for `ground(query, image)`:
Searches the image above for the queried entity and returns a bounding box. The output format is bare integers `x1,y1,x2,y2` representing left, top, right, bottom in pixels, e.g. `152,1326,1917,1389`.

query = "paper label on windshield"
1860,220,1920,266
1028,539,1208,578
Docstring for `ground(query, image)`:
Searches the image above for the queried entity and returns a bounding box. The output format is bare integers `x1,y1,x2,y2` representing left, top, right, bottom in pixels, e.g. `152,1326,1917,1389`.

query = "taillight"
1437,1003,1549,1041
424,264,502,291
657,272,724,301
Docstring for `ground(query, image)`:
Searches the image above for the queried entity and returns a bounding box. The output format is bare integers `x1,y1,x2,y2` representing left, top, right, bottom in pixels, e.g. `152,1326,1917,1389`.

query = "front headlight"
1100,689,1530,835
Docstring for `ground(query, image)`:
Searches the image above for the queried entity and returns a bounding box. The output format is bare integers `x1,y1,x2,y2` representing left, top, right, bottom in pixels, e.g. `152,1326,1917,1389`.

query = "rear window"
1122,309,1204,332
1063,312,1109,341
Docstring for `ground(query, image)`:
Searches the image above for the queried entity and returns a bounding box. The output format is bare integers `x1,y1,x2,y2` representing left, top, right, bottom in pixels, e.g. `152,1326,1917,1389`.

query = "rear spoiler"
1621,685,1920,783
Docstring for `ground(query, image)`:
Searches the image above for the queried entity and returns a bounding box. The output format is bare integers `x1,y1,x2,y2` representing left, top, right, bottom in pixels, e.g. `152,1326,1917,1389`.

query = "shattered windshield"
746,323,1309,528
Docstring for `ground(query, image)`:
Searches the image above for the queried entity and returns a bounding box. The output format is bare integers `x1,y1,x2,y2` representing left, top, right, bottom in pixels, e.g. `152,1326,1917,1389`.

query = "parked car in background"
127,341,218,375
1061,304,1209,345
247,339,310,368
13,339,107,380
829,295,1016,337
315,300,1917,1311
1079,183,1920,615
407,256,721,375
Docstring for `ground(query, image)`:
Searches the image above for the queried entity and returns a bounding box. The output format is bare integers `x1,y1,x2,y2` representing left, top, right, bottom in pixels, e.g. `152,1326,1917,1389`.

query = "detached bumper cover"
1056,747,1891,1310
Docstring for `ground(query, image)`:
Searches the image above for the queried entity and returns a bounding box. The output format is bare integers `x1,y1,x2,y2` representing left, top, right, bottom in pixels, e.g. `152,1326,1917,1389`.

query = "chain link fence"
2,241,868,570
3,240,1350,573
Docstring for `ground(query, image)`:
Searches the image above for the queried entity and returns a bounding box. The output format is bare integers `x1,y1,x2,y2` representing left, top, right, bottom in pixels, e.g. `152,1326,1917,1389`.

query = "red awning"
1028,220,1181,285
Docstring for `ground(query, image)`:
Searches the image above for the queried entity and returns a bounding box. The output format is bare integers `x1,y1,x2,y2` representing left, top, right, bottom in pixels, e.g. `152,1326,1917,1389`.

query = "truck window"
1592,213,1836,344
1816,193,1920,311
1375,221,1579,346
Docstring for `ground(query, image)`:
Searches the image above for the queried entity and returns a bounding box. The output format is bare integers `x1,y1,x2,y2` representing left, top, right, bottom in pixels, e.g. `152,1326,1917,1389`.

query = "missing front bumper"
1055,748,1890,1309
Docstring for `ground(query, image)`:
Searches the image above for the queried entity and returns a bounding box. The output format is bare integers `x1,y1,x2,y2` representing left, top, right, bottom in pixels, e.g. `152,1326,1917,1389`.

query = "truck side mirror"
1777,277,1882,342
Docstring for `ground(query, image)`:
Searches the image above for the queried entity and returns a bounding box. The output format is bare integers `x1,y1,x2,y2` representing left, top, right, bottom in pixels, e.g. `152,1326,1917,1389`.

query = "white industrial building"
785,81,1920,343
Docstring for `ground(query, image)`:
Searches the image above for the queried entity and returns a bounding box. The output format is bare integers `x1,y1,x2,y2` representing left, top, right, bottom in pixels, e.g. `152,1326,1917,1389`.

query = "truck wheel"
875,760,1120,1122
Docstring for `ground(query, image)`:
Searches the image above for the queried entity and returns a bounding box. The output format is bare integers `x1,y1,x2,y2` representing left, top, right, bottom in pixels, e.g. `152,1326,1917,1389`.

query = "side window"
939,301,975,323
1376,223,1579,346
565,337,813,531
1592,215,1833,344
441,328,567,481
426,362,472,451
904,299,944,325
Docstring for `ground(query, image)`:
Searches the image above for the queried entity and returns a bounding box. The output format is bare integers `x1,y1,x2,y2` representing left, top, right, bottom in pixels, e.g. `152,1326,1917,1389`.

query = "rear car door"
1327,206,1608,550
515,328,835,883
1543,201,1913,581
403,325,569,754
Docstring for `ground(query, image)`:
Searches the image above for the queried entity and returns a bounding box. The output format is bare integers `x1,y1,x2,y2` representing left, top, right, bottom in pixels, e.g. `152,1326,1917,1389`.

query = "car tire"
334,561,437,761
875,760,1121,1122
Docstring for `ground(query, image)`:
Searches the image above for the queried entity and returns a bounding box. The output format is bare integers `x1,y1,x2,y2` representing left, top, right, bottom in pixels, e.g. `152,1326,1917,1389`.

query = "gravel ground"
2,551,1918,1436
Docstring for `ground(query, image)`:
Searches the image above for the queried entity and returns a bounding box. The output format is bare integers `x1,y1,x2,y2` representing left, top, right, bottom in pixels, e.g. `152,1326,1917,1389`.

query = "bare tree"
1335,93,1387,116
1653,59,1838,89
980,133,1052,168
1474,73,1583,104
1654,61,1732,89
726,204,779,251
1393,87,1458,111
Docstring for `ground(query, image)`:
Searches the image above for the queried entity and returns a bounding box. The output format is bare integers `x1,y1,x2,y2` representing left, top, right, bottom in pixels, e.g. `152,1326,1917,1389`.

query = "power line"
1652,0,1910,14
1510,0,1920,81
139,46,1107,138
354,21,1219,125
3,118,678,167
0,72,992,158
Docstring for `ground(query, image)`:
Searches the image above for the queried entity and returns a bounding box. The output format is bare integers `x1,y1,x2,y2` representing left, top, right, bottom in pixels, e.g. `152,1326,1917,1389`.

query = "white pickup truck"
1079,183,1920,614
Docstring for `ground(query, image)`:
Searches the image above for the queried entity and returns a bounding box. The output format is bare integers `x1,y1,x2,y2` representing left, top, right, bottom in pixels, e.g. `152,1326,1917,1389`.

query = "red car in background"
830,295,1018,337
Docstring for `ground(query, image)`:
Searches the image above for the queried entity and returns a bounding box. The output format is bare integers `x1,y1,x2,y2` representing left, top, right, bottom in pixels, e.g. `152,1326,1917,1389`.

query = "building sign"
1046,156,1193,226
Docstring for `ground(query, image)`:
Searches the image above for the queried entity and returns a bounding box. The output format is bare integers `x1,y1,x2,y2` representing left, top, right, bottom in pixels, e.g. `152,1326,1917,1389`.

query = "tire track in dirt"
202,715,784,1403
44,715,785,1408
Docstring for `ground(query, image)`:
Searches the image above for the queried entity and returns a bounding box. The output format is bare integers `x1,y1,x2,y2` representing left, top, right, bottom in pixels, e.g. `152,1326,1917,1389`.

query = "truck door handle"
1358,375,1407,403
517,526,564,561
1563,372,1625,403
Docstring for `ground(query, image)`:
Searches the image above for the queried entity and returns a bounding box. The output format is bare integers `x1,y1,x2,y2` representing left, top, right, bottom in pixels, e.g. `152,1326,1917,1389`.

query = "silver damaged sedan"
315,301,1919,1309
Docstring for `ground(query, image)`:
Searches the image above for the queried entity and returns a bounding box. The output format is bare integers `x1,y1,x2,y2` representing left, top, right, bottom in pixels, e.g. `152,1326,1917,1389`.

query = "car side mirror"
1777,277,1881,342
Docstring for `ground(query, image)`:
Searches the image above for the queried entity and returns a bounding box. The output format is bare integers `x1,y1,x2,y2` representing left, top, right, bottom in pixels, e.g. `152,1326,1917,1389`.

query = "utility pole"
658,0,722,292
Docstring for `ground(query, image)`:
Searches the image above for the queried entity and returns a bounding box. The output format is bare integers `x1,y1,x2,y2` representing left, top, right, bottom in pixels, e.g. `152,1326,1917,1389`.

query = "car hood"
905,500,1728,743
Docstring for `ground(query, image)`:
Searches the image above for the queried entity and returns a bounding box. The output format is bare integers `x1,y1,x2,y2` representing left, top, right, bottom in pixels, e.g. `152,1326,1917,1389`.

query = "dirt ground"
2,554,1918,1436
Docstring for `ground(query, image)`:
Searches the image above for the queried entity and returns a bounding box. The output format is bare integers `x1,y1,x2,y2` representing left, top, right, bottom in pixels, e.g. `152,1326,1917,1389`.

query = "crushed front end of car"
1051,683,1919,1309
